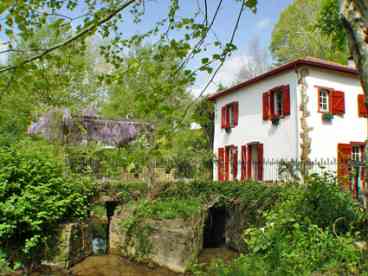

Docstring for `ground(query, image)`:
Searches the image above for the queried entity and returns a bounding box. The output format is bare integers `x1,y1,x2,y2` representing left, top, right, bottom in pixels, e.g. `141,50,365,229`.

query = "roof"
208,57,359,101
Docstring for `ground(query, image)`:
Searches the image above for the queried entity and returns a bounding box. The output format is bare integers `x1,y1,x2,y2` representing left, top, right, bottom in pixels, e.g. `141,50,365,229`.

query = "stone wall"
44,218,107,268
225,204,249,252
109,205,207,273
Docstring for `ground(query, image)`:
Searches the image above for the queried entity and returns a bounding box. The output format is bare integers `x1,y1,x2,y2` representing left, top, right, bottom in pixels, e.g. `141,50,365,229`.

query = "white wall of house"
302,67,367,160
213,70,299,181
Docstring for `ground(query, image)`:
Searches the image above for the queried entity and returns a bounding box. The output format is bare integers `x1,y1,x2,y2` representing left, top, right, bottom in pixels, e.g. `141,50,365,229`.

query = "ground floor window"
338,142,365,201
240,142,263,181
217,145,238,181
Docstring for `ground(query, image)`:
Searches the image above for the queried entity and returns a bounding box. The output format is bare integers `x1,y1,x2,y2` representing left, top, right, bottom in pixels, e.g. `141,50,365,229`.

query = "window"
262,85,290,121
221,102,239,130
227,105,234,128
358,94,368,117
319,89,329,113
317,87,345,115
352,146,362,162
217,145,238,182
273,90,283,116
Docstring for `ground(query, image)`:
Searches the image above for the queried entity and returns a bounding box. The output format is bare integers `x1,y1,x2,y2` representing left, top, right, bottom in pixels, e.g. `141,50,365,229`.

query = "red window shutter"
232,145,238,179
358,94,368,117
282,85,290,116
233,102,239,127
241,145,247,180
225,106,230,129
218,148,225,181
262,92,271,120
257,143,264,181
221,106,226,128
247,145,252,179
337,143,352,190
331,91,345,115
225,146,230,181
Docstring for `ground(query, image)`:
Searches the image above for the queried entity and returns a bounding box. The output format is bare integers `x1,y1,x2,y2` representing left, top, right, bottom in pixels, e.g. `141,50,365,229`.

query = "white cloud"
190,52,251,97
256,18,272,30
212,53,251,87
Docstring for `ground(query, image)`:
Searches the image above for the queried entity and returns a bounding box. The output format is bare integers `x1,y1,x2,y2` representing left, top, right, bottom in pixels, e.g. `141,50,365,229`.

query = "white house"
208,57,367,191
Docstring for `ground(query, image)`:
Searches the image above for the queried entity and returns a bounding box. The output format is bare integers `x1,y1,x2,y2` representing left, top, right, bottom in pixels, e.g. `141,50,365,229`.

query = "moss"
119,217,153,261
90,204,106,220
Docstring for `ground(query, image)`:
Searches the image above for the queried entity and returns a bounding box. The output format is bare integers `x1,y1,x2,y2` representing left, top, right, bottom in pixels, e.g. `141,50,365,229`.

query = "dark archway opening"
203,206,227,248
105,201,118,252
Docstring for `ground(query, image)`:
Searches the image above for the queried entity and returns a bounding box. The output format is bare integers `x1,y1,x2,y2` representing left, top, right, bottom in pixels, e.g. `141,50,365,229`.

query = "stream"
29,248,238,276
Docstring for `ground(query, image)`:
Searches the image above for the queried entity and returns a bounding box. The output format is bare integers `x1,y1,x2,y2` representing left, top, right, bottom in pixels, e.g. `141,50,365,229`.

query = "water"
70,255,180,276
92,237,107,255
28,248,238,276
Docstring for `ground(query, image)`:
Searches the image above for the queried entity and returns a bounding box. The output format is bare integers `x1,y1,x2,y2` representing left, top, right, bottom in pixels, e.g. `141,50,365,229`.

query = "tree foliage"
100,44,213,178
270,0,349,64
0,26,101,145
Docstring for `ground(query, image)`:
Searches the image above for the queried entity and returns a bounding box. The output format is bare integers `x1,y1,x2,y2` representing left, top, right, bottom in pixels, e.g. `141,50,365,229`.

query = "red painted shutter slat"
232,146,238,179
247,145,252,179
241,145,247,180
257,143,264,181
233,102,239,127
282,85,290,116
225,147,230,181
262,92,270,120
337,143,352,190
218,148,225,181
221,106,226,128
331,91,345,115
358,94,368,117
225,106,230,129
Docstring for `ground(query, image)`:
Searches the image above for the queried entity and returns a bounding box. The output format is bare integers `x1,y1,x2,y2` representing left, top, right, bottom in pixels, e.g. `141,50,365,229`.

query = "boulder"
109,205,206,273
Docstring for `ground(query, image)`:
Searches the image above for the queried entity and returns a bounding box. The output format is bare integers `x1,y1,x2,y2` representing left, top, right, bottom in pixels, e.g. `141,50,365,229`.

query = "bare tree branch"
0,0,137,74
204,0,208,27
176,0,223,74
181,0,246,122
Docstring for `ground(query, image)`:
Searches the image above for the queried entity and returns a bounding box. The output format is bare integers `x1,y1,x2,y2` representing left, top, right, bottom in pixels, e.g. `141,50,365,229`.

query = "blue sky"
117,0,294,94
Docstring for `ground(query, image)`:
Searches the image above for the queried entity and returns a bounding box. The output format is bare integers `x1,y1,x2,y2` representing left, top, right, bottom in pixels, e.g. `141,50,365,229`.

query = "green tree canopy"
270,0,349,65
0,25,102,144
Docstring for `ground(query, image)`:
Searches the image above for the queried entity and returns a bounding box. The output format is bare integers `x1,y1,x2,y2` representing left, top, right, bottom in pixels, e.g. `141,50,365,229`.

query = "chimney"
348,56,356,69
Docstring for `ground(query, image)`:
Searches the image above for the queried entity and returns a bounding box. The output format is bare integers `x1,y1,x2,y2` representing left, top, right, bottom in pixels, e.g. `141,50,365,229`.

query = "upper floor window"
319,89,329,113
358,94,368,117
221,102,239,130
262,85,290,121
273,90,283,116
317,87,345,115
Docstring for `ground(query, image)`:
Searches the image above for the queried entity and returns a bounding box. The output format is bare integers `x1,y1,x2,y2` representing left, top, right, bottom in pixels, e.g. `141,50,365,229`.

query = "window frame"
318,88,330,113
270,87,284,118
227,104,235,128
351,142,365,163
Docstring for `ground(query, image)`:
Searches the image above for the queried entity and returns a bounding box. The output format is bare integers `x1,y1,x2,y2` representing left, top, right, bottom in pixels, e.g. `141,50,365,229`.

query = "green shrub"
0,139,96,267
245,221,361,275
240,175,367,275
297,174,363,233
192,175,368,275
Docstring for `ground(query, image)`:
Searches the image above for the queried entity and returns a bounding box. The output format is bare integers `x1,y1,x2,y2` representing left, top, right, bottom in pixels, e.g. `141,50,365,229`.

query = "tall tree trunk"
340,0,368,204
340,0,368,95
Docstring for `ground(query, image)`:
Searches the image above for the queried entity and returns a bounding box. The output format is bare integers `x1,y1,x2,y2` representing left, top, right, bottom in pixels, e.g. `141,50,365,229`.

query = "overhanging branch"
0,0,137,74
